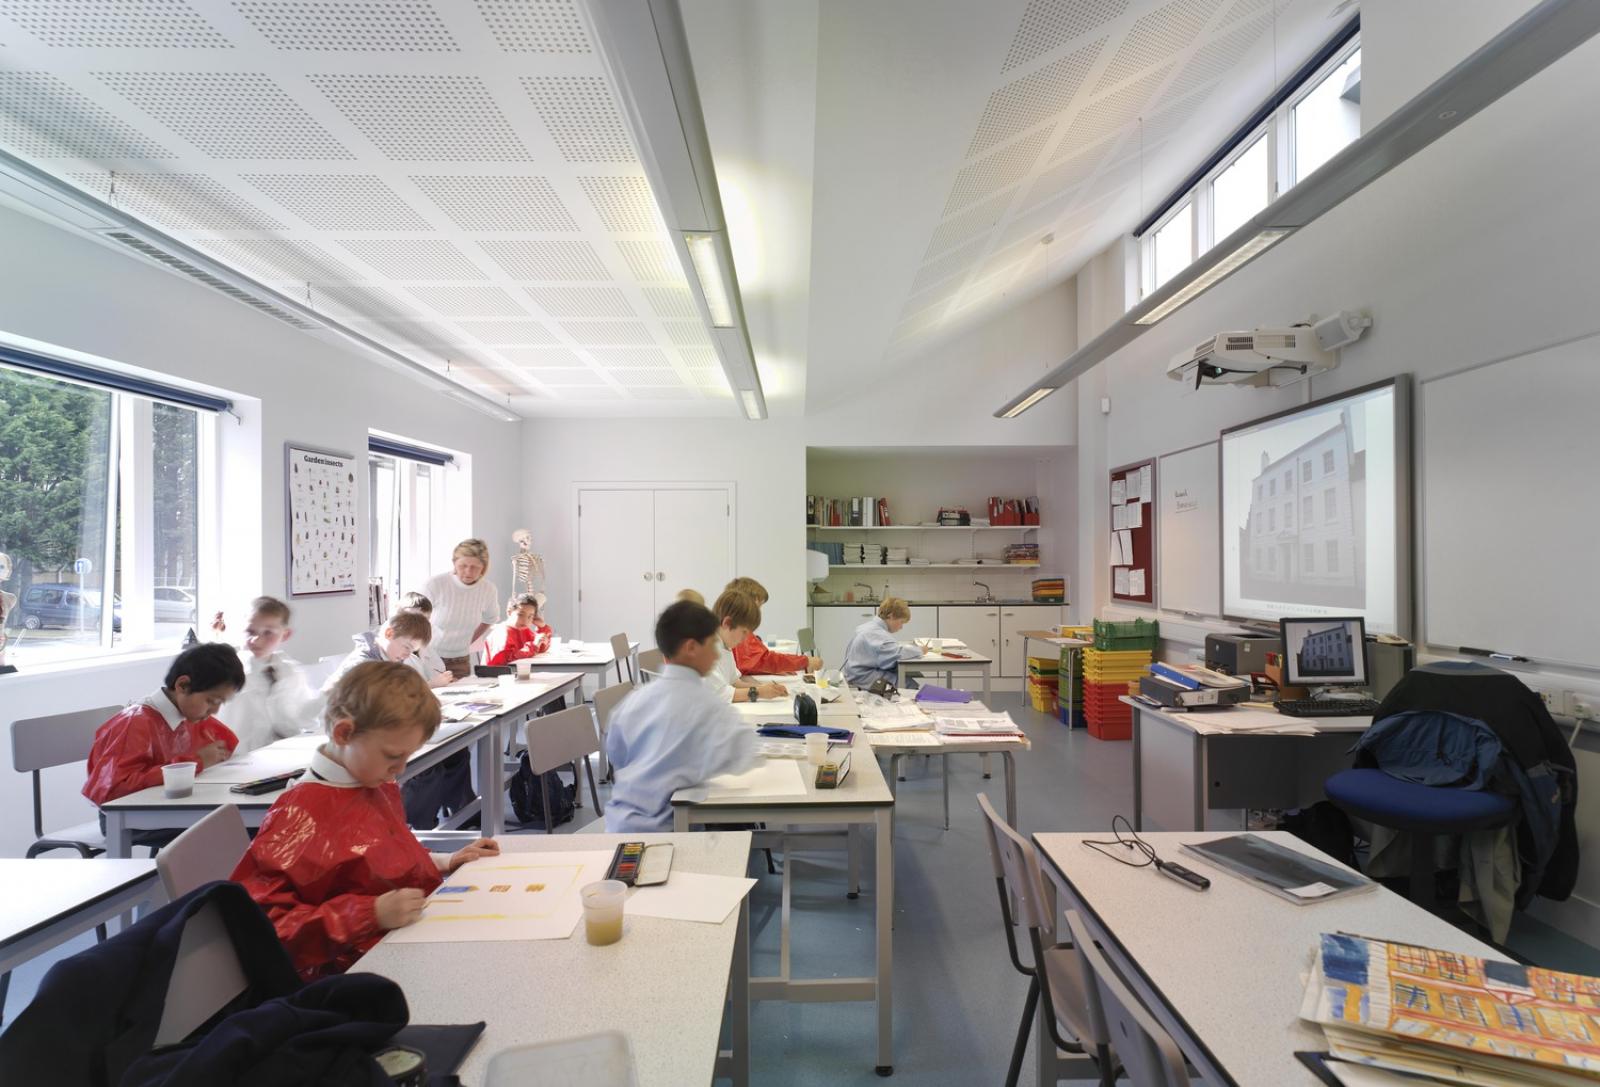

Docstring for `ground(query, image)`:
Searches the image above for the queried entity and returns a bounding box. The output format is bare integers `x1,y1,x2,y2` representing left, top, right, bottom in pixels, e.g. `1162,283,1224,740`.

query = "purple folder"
915,684,973,704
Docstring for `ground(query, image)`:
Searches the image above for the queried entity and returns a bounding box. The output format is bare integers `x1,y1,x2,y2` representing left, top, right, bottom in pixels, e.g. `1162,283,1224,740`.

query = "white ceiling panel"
0,1,229,48
241,172,430,230
408,174,578,232
73,169,286,230
233,1,457,52
96,71,353,158
520,75,636,163
474,0,591,54
1002,0,1130,74
526,285,635,319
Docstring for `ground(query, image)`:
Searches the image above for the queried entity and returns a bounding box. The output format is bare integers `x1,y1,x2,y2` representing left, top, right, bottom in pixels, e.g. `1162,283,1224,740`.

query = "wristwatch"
747,686,758,702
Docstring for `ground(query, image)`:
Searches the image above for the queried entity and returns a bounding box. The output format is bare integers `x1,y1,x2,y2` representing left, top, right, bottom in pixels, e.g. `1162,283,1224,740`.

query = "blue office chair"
1325,768,1516,909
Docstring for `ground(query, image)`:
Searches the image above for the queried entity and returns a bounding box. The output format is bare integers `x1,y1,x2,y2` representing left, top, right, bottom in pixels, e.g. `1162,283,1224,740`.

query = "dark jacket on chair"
1372,661,1578,900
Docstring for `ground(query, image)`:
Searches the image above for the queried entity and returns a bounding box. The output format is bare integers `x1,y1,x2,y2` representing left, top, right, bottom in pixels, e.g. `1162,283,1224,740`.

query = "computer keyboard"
1275,698,1382,718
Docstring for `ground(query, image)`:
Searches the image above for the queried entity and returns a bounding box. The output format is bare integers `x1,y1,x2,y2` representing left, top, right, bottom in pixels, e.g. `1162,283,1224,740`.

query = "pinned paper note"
1117,530,1134,561
1138,465,1153,502
1129,569,1146,597
1112,478,1126,504
1114,568,1131,595
1112,504,1127,530
1126,500,1143,528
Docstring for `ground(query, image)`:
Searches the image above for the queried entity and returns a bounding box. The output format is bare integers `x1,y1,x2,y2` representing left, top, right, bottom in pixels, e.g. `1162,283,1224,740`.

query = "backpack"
508,752,575,829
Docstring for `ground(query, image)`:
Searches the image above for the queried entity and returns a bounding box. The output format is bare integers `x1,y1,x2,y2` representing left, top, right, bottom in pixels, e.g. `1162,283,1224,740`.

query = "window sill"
1,644,176,685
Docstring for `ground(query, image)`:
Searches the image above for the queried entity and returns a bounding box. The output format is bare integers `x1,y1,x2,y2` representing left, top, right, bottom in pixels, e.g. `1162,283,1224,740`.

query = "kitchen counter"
809,598,1054,607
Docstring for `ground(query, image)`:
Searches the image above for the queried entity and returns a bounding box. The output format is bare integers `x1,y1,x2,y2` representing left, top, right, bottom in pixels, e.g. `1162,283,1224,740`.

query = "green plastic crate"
1092,617,1159,651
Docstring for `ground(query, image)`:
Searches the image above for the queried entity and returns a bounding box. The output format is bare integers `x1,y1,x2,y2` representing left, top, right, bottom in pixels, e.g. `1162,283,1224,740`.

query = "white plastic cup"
549,636,564,653
514,659,534,681
497,673,516,689
162,761,196,798
581,879,627,946
805,732,828,766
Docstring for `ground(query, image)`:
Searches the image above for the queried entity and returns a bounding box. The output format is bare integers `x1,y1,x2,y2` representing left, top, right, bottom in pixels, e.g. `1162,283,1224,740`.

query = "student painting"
225,596,323,752
707,589,788,703
395,591,453,688
604,601,758,832
83,643,244,805
724,577,823,676
421,538,500,681
483,592,553,666
841,597,921,689
232,662,499,980
322,609,433,693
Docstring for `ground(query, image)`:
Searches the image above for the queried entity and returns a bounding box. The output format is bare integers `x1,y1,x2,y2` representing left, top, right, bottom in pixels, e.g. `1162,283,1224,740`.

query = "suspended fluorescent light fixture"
1133,229,1291,326
740,389,766,420
1000,387,1058,418
684,232,735,327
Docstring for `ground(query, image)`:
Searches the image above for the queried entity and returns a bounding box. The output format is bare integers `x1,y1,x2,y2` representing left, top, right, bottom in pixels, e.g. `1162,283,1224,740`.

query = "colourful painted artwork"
286,445,357,596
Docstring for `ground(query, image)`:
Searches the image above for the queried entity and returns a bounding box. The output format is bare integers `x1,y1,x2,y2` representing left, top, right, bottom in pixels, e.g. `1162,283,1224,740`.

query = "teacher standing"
423,538,500,681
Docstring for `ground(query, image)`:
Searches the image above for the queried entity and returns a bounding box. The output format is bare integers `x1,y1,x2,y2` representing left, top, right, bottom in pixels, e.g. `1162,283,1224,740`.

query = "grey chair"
609,633,634,684
12,705,121,857
797,626,816,656
636,648,665,681
156,804,251,899
1063,910,1192,1087
592,680,633,782
525,706,603,834
977,793,1111,1087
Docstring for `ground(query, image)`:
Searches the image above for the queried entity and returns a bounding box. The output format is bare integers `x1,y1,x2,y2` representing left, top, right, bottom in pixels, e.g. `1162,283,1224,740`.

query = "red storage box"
1088,716,1132,741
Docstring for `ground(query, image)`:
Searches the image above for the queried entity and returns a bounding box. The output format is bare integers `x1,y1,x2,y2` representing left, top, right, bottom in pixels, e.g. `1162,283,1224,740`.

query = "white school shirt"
703,637,742,701
841,617,919,688
228,650,324,752
420,572,500,658
604,663,757,833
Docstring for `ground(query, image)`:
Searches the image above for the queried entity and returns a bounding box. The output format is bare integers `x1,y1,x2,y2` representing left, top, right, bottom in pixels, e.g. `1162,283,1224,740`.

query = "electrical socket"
1538,688,1569,716
1571,694,1596,721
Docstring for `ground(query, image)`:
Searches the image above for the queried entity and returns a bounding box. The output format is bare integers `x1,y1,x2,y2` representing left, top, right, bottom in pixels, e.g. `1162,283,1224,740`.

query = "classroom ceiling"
0,0,767,416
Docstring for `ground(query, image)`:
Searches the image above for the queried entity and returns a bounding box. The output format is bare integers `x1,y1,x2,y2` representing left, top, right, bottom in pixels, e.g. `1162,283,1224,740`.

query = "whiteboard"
1156,442,1220,617
1421,336,1600,668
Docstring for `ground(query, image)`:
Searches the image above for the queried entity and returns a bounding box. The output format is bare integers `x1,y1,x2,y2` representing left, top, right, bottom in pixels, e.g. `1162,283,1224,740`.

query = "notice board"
1110,458,1155,605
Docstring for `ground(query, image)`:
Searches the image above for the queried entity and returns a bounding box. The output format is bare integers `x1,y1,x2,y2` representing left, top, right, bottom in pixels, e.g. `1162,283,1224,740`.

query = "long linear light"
995,0,1600,418
1001,387,1058,418
587,0,769,417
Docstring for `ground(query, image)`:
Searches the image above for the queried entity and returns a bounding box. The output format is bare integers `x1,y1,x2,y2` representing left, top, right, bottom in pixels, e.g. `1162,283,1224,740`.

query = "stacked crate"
1026,654,1059,714
1081,619,1159,740
1057,625,1091,728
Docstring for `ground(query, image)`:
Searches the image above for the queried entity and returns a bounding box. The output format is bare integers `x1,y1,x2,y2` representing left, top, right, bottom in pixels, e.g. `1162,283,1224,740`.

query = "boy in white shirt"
706,590,788,703
395,591,453,688
604,600,758,832
217,596,322,753
322,610,433,693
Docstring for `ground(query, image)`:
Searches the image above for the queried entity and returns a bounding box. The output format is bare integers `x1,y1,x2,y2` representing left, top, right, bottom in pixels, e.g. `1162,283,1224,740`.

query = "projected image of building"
1238,410,1365,606
1297,624,1356,676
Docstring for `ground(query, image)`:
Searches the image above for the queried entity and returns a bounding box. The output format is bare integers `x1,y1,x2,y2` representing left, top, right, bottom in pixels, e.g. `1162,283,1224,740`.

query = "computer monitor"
1279,616,1368,688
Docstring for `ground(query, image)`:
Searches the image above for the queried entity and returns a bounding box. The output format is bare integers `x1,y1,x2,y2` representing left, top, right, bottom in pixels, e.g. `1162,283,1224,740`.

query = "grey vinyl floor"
5,694,1597,1086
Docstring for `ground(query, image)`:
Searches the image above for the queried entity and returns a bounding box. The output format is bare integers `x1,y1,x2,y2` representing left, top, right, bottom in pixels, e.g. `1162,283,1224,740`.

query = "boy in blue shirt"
604,600,757,832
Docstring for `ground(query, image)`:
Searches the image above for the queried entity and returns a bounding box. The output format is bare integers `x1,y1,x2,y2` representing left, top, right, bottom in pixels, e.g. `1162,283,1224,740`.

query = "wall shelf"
828,564,1042,571
806,524,1038,531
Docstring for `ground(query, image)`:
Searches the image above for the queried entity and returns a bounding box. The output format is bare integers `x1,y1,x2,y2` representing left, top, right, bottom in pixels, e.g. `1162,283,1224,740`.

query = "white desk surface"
353,832,749,1087
518,641,637,668
1124,697,1372,735
1033,830,1502,1087
0,859,158,947
902,651,993,666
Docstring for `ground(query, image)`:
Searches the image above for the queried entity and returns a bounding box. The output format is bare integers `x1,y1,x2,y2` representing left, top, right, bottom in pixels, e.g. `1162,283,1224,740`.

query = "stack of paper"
858,703,931,731
932,712,1024,737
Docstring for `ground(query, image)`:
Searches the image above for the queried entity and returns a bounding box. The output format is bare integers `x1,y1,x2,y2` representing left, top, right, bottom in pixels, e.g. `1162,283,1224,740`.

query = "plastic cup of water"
581,880,627,946
162,761,196,798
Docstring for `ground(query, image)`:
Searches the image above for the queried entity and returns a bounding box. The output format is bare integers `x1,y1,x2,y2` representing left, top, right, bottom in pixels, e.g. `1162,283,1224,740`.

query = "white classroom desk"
517,640,638,693
1125,697,1372,832
1018,631,1090,721
353,832,752,1087
672,688,899,1077
898,648,993,705
871,729,1028,830
0,859,161,983
1032,831,1502,1087
101,673,582,858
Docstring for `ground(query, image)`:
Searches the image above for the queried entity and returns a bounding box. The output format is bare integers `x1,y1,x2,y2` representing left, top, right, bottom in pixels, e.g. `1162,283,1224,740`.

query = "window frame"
367,435,459,616
1286,36,1364,188
1142,198,1196,297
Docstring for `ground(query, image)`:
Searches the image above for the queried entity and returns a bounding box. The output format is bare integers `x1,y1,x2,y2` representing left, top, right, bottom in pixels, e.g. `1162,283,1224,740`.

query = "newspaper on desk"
858,702,931,731
932,711,1024,737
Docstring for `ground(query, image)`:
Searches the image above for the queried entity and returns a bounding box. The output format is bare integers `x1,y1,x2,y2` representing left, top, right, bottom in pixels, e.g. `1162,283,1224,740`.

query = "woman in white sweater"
422,538,500,680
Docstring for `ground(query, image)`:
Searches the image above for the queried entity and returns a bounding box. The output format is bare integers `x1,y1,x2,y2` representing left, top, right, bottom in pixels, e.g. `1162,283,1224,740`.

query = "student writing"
222,596,323,752
724,576,823,675
395,591,453,687
706,589,788,702
322,609,433,693
841,597,921,689
483,592,552,666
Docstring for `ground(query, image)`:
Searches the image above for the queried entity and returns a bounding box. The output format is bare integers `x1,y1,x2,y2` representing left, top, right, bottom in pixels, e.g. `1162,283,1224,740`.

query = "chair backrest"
1063,910,1192,1087
797,626,816,655
154,899,250,1047
526,705,602,776
608,633,633,682
485,1030,638,1087
592,681,634,743
156,804,251,899
302,653,345,692
975,791,1034,977
11,705,122,773
636,648,665,681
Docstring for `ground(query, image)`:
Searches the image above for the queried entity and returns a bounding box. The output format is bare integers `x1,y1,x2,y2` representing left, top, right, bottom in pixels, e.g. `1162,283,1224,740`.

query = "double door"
576,486,733,648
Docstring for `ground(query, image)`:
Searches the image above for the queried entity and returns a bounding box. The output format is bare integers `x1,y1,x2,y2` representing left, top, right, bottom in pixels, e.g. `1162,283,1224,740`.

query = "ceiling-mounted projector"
1167,326,1340,389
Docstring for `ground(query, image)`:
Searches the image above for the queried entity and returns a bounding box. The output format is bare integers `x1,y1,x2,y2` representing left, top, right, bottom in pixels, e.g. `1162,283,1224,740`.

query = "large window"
1,364,213,667
1149,201,1194,292
368,440,451,616
1210,134,1269,246
1292,47,1362,183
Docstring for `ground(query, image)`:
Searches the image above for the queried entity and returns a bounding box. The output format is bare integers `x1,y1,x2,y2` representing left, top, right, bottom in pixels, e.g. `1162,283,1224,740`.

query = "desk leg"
888,754,902,797
1193,732,1207,832
874,808,894,1077
1036,877,1060,1087
729,896,751,1087
478,720,503,836
981,664,993,779
1002,751,1018,827
104,809,131,859
942,755,950,830
1131,706,1144,832
673,807,690,833
847,824,862,899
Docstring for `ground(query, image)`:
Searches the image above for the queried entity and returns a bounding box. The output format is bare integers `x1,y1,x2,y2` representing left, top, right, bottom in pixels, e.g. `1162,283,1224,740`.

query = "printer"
1205,632,1281,677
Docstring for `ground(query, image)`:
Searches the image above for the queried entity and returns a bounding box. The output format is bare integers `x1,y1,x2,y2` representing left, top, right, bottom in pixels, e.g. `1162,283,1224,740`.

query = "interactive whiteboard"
1156,442,1220,617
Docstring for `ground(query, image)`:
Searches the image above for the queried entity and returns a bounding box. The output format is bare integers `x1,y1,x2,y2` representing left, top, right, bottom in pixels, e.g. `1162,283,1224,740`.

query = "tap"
972,580,994,604
853,582,877,603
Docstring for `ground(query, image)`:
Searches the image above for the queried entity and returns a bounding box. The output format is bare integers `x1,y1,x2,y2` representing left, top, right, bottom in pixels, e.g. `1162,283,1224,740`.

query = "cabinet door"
936,606,1000,659
901,606,938,644
815,608,874,668
577,489,658,645
652,488,732,613
999,605,1063,677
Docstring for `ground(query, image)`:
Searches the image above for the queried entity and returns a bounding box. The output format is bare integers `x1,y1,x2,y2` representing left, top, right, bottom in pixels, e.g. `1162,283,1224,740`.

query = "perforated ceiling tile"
0,0,231,48
304,278,411,321
401,282,526,317
677,346,717,370
68,170,285,231
310,74,530,162
475,0,590,53
1167,10,1272,97
451,320,558,345
546,385,622,399
524,286,633,319
909,235,987,295
522,75,635,163
479,240,608,281
641,285,694,321
1094,0,1224,92
558,320,654,346
602,366,678,383
407,174,576,232
969,37,1104,157
1059,63,1173,148
1083,142,1167,203
0,71,174,160
1140,82,1221,146
925,188,1016,260
588,347,674,369
945,128,1049,216
663,321,710,348
616,239,684,284
338,238,486,279
96,71,351,159
535,367,608,386
193,236,357,280
1002,0,1129,73
578,175,663,232
240,172,430,230
450,361,527,395
1219,0,1289,28
627,386,694,400
234,1,456,51
494,347,584,369
1023,141,1106,209
1002,190,1080,246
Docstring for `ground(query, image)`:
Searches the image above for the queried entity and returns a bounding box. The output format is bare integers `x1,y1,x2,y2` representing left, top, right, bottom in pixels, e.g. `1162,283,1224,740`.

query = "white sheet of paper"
731,700,796,722
1117,530,1134,561
1138,465,1153,502
867,730,941,747
1114,568,1131,595
1110,535,1124,565
1112,504,1127,530
859,703,929,730
197,745,312,783
1129,569,1146,596
385,850,615,944
626,872,756,925
1111,478,1126,504
702,758,808,798
1125,500,1143,528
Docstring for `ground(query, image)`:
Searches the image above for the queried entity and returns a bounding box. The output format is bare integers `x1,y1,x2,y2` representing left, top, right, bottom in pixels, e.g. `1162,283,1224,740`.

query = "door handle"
643,572,652,581
656,572,665,581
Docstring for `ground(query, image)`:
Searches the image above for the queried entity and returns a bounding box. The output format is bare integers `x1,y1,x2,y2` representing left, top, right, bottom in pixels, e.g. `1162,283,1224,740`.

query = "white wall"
0,199,523,858
1068,7,1600,942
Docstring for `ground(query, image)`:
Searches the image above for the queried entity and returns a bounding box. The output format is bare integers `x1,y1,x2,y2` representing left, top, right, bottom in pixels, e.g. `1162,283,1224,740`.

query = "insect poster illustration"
286,444,357,597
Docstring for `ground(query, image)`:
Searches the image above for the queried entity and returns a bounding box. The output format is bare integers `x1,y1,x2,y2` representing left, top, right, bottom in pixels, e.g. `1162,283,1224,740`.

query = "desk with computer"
1127,616,1409,831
